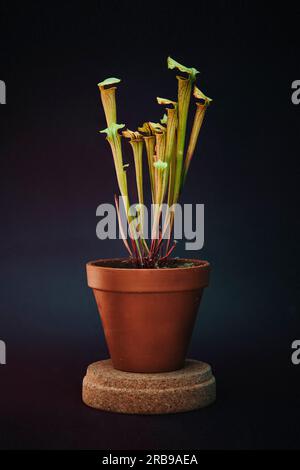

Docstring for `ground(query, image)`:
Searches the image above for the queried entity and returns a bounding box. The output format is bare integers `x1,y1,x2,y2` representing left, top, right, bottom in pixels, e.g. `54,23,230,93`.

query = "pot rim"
86,258,210,292
86,257,210,272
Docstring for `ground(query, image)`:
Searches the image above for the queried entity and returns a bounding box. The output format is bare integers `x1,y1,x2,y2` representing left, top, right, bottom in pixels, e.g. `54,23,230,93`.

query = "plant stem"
99,86,118,126
172,75,192,206
182,102,207,185
144,136,156,203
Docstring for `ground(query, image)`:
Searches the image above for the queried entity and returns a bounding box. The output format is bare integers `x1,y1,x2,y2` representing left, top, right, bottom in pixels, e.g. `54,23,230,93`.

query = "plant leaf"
167,57,199,80
122,129,143,140
153,159,168,170
149,122,166,134
100,123,125,139
160,113,168,124
193,86,212,105
138,122,152,135
157,97,177,107
98,77,121,88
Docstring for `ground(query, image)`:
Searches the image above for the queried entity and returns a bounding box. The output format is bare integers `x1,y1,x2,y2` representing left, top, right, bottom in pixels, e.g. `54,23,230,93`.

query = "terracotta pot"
86,258,210,373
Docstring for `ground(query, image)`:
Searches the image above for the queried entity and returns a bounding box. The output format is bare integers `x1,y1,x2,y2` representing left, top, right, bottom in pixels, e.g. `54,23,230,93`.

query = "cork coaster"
82,359,216,414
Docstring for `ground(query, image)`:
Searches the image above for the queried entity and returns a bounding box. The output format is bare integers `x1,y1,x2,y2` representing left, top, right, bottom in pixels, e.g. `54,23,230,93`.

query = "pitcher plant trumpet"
98,57,212,267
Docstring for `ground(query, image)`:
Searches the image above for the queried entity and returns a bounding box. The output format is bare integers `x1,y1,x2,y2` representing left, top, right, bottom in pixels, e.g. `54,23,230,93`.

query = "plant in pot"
87,57,212,373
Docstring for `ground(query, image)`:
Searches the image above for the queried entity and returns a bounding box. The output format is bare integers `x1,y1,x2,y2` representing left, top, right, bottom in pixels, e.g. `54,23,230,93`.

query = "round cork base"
82,359,216,414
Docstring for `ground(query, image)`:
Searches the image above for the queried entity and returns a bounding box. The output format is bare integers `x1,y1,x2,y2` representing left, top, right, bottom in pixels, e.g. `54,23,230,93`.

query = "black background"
0,0,299,449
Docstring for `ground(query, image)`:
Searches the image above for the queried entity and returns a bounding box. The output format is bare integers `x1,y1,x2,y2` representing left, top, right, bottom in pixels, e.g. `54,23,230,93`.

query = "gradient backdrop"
0,1,299,449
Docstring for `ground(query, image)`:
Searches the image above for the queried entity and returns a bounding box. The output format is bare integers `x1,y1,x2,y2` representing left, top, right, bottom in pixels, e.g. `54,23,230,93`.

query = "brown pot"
86,258,210,373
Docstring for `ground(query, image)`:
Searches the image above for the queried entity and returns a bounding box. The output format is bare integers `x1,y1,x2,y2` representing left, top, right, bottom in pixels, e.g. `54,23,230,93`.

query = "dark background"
0,0,299,450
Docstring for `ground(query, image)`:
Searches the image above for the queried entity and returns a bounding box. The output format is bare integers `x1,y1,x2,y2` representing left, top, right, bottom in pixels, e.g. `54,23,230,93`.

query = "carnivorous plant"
98,58,212,268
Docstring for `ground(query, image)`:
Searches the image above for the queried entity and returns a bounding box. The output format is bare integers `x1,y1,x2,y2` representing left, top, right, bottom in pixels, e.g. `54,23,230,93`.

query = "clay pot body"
86,259,210,373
